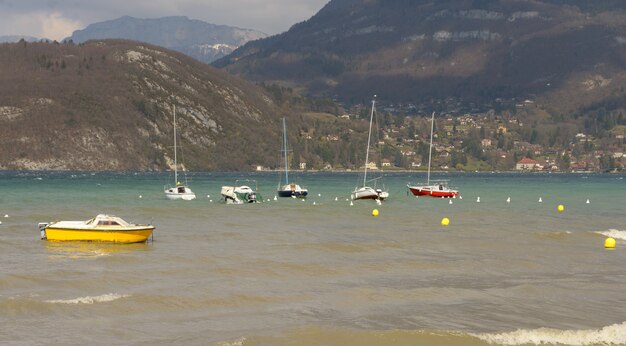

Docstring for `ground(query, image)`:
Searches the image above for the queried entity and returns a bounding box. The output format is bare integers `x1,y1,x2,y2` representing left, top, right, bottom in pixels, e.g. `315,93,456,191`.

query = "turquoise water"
1,171,625,345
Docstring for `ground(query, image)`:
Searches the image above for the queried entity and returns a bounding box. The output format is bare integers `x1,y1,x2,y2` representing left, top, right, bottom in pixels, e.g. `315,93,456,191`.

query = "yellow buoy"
372,209,379,217
557,204,565,212
605,237,616,249
441,217,450,226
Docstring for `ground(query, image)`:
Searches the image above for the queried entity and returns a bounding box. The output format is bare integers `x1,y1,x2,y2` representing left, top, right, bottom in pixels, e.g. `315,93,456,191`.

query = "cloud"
0,0,330,39
41,11,83,40
0,10,82,40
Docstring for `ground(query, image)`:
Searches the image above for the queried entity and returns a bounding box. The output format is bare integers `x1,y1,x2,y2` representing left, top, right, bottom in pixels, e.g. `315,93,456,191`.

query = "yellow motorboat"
39,214,154,243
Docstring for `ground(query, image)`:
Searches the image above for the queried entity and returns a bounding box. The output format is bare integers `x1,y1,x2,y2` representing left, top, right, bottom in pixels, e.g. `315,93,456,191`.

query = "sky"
0,0,330,40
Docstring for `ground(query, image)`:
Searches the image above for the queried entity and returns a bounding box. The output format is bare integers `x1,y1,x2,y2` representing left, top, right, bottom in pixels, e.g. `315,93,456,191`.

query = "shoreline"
0,169,621,174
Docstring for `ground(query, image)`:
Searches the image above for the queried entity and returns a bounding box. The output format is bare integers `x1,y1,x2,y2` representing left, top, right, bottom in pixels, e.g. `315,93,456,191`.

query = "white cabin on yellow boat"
39,214,154,243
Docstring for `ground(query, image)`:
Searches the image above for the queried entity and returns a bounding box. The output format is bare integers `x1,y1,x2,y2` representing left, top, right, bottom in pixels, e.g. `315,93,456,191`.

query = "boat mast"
283,117,289,185
173,105,178,186
427,111,435,186
364,96,376,187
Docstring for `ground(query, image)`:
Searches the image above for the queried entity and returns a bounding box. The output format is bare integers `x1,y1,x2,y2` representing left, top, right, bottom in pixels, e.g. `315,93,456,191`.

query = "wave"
536,230,572,240
214,323,626,346
218,337,247,346
45,293,129,305
474,321,626,345
215,328,486,346
596,229,626,241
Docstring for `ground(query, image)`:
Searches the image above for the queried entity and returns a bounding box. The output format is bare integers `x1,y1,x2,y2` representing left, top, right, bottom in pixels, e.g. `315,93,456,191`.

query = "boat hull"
164,186,196,200
278,190,308,198
408,186,459,198
164,192,196,200
44,227,154,243
277,184,308,198
351,187,389,201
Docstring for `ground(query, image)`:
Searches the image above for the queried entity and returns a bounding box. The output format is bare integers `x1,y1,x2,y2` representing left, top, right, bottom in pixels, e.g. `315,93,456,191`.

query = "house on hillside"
515,158,541,171
365,162,378,170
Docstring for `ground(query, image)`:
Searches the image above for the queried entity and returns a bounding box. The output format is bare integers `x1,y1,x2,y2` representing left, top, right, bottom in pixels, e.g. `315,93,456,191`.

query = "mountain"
0,40,281,171
0,35,45,43
215,0,626,115
68,16,267,63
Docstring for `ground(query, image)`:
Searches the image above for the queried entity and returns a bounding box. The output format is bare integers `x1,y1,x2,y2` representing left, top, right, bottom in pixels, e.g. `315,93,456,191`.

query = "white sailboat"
277,118,308,198
351,96,389,201
407,112,459,198
164,105,196,200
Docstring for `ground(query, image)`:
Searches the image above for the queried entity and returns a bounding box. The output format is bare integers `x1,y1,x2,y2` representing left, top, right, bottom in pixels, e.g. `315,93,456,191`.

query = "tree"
599,154,615,172
451,150,467,168
530,129,538,144
408,121,416,139
418,142,430,165
463,137,483,159
291,146,301,170
557,153,571,171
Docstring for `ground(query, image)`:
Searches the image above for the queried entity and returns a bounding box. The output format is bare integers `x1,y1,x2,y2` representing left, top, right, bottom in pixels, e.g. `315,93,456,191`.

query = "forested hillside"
0,40,280,170
216,0,626,117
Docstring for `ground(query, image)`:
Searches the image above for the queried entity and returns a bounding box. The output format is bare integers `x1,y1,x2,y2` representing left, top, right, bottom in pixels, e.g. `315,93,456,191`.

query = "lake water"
1,171,625,345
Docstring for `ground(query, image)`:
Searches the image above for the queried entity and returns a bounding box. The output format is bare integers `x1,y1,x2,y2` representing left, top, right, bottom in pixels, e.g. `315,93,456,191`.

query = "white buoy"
459,196,463,200
538,197,543,203
476,197,481,203
139,195,143,199
207,195,211,198
586,199,590,204
209,200,213,203
0,221,2,225
449,199,453,204
506,197,511,203
318,193,321,197
346,198,349,201
335,197,338,201
301,198,305,202
350,201,354,206
291,195,296,199
4,214,8,218
313,201,316,205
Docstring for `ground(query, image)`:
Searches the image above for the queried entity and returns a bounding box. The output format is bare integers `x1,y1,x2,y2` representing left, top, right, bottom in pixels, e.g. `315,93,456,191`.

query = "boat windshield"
91,215,131,226
97,220,121,226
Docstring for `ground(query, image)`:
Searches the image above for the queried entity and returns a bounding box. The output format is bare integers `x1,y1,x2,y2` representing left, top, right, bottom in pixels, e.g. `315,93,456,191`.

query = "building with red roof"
516,158,541,171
